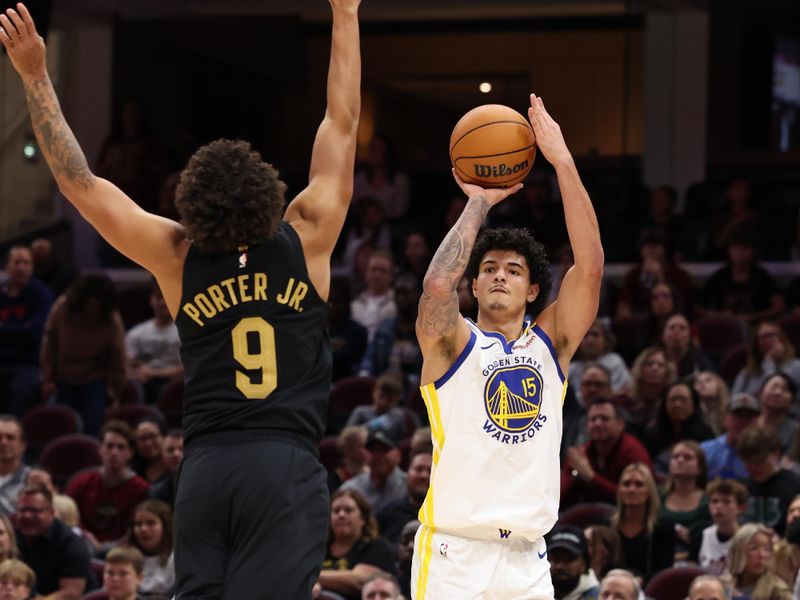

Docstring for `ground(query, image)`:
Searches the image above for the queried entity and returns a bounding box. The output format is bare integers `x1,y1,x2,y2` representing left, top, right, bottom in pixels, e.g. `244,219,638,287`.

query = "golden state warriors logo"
482,365,548,445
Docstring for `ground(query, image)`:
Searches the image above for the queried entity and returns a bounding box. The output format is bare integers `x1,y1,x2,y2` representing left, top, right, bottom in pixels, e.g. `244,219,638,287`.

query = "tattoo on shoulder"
24,77,94,189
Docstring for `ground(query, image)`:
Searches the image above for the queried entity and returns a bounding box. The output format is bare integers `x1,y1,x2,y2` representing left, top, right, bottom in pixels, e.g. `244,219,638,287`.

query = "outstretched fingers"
5,8,25,37
16,3,38,36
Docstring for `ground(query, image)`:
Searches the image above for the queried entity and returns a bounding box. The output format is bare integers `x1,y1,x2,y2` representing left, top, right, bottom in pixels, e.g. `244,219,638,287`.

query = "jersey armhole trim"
532,324,565,383
433,330,477,390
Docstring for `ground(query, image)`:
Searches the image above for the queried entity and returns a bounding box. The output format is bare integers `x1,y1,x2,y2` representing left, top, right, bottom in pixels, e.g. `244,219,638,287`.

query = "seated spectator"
585,526,623,581
31,237,76,297
547,524,599,600
361,571,402,600
318,489,396,600
597,569,641,600
615,228,693,319
0,245,53,416
645,383,715,468
610,463,676,583
0,417,29,516
773,496,800,589
127,499,174,598
41,274,126,436
103,545,145,600
351,250,397,341
396,520,419,600
561,398,652,508
687,575,727,600
377,451,431,544
727,523,791,600
711,179,758,260
132,420,167,484
125,280,182,405
700,228,785,324
149,429,183,507
756,373,799,455
642,185,692,260
15,483,93,598
328,426,368,494
702,393,760,480
359,274,423,391
562,372,602,457
329,277,368,382
346,375,411,444
645,282,681,345
52,492,97,554
733,322,800,399
409,427,433,456
620,346,677,434
398,230,432,286
341,430,407,513
66,420,150,544
736,426,800,536
569,320,632,401
660,314,712,378
694,478,748,576
658,440,710,560
0,513,15,566
353,135,410,223
0,559,36,600
693,371,730,436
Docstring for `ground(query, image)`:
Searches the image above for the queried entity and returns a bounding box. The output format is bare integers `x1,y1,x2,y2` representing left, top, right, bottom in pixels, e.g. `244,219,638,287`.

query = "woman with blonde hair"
733,321,800,399
726,523,791,600
610,462,675,583
622,347,678,433
0,515,17,563
694,371,730,436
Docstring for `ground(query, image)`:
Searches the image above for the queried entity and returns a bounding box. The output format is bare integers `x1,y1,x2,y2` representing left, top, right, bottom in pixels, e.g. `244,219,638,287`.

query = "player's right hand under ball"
452,169,523,207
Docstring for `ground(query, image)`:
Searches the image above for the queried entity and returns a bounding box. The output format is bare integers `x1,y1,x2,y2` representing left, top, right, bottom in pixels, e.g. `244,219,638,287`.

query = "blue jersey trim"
434,330,477,389
532,324,565,383
466,318,530,355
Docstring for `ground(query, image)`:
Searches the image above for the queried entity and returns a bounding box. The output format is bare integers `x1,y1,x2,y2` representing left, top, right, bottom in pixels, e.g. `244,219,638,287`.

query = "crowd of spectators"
3,130,800,599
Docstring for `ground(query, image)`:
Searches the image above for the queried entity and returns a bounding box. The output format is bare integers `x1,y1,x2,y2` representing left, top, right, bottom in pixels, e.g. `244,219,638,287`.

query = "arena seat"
644,566,708,600
22,404,82,461
557,502,616,529
39,434,101,488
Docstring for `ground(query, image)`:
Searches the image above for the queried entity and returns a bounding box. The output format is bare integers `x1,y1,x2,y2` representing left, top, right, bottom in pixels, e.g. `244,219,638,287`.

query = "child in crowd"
695,478,748,575
103,545,145,600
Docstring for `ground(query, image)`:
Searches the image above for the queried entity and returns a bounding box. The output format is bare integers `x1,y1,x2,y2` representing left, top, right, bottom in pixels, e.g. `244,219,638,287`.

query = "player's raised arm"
417,174,522,384
284,0,361,278
529,94,604,369
0,4,186,282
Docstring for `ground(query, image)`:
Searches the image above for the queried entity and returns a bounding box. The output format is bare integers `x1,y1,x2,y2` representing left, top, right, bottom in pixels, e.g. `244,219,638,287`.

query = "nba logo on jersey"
482,364,547,445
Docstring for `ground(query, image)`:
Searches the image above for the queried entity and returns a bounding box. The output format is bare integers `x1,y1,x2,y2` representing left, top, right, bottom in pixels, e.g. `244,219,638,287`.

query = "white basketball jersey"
418,318,566,542
698,525,732,576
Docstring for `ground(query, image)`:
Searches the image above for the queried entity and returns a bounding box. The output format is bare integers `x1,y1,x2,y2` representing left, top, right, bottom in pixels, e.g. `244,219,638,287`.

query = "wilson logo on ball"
473,159,530,179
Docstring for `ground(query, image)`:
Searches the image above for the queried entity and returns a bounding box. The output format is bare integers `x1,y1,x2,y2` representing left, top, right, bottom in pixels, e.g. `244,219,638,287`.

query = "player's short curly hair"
465,227,552,316
175,139,287,253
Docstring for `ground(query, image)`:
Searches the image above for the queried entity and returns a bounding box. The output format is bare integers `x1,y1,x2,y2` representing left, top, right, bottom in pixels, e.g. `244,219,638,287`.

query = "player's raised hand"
0,3,46,78
329,0,361,13
528,93,572,167
452,169,523,207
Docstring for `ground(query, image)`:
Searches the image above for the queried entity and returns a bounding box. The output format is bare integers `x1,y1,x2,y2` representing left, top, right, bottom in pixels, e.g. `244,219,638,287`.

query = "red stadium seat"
326,376,375,435
39,434,101,488
104,405,165,429
22,404,82,461
718,342,748,386
645,566,708,600
157,376,185,430
694,315,745,365
557,502,616,529
319,437,341,473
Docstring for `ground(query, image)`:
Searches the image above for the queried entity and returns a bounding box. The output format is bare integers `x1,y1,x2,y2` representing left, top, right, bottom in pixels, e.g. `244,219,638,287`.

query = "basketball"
449,104,536,188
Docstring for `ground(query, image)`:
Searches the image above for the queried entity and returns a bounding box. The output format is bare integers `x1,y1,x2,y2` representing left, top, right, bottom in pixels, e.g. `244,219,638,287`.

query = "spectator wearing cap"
548,524,599,600
340,430,407,513
701,393,761,480
736,426,800,536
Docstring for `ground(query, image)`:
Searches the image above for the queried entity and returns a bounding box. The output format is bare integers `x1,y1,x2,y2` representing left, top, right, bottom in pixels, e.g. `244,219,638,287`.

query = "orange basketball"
449,104,536,188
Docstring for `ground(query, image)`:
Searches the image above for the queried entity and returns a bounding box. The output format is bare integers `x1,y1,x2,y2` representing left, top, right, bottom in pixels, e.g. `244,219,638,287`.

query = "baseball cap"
365,429,396,451
728,393,760,414
547,525,587,557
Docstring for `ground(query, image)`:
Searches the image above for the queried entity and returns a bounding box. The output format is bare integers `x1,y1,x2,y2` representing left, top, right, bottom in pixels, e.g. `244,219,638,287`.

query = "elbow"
422,276,454,299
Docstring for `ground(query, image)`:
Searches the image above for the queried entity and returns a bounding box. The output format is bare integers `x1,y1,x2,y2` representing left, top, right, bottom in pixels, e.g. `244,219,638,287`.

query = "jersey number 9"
231,317,278,399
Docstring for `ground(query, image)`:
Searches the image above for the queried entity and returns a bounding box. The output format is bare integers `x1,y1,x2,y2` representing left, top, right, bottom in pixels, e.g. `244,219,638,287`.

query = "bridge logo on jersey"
482,365,547,445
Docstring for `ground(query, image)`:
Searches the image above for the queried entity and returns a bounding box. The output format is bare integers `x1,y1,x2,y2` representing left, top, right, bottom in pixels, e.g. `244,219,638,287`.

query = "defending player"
0,1,361,597
412,94,604,599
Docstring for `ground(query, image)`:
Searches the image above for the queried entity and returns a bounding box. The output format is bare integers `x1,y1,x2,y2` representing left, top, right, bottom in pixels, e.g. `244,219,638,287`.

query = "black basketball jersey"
175,221,331,447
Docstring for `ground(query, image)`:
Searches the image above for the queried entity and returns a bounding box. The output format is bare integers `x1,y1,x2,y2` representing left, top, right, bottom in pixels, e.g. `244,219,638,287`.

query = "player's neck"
475,311,526,343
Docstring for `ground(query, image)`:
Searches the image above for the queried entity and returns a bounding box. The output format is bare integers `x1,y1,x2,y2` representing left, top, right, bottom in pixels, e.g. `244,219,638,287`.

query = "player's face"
330,495,366,540
669,443,699,478
743,532,772,577
709,494,741,524
472,251,537,318
133,510,164,553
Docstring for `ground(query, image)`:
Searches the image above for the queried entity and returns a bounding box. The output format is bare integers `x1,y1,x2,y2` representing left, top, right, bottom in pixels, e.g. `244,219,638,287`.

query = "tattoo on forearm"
24,76,94,189
418,195,489,340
